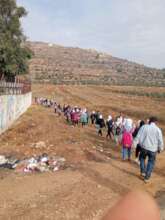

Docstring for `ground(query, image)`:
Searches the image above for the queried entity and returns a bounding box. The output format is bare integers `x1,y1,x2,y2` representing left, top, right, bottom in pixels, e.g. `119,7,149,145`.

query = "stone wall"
0,92,32,134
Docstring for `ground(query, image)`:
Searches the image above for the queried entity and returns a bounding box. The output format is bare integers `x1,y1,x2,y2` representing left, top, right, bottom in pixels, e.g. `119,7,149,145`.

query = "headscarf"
107,115,112,121
124,118,133,132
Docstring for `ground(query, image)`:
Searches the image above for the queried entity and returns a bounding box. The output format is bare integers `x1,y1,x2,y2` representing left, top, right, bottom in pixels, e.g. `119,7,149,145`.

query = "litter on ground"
0,154,66,174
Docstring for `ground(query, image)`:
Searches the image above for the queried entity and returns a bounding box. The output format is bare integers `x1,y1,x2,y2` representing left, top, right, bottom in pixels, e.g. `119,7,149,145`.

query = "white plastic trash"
0,155,8,165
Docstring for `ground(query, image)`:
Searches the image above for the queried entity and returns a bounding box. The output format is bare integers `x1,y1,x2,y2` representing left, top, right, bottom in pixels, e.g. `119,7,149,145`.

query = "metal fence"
0,80,31,95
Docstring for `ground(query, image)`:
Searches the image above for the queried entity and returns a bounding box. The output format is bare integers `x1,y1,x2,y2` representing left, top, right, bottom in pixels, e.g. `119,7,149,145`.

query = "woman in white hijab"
124,118,133,132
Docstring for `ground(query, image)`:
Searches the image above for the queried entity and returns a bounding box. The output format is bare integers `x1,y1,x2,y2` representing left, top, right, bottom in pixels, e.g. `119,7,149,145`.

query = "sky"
17,0,165,69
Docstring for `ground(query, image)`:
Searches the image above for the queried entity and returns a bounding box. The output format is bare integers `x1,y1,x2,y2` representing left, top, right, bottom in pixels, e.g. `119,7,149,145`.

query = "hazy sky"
17,0,165,69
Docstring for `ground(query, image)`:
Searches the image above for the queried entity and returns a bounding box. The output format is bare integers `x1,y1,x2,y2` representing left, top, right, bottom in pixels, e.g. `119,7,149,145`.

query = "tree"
0,0,32,81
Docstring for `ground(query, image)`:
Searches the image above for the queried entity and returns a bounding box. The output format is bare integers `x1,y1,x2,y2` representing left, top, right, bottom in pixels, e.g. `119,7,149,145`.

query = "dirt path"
0,84,165,219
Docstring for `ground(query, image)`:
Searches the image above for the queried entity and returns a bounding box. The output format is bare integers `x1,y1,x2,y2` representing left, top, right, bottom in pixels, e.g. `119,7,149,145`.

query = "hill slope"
27,42,165,86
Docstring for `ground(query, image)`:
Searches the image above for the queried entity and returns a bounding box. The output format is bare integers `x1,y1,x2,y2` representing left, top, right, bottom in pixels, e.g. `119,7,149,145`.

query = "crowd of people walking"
35,97,164,183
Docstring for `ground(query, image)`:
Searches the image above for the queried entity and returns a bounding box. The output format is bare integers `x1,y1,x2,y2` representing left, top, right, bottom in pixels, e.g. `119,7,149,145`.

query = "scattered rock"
97,184,102,188
30,141,46,149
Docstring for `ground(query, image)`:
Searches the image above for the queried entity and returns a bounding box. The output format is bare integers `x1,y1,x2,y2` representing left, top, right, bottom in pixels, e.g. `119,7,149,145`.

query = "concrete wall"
0,92,32,134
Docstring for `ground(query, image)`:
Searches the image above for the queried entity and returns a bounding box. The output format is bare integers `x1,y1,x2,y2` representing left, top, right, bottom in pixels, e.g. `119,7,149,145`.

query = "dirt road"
0,84,165,219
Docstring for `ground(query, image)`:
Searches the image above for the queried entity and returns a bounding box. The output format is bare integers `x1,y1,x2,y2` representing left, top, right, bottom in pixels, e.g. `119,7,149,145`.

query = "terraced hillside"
27,42,165,86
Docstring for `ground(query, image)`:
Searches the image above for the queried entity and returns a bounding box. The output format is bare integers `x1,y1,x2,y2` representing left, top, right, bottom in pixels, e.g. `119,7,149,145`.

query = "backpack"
122,132,133,148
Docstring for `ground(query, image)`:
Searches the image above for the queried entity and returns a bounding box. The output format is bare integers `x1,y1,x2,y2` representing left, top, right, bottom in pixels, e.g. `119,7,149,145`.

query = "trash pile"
0,155,19,169
0,154,66,174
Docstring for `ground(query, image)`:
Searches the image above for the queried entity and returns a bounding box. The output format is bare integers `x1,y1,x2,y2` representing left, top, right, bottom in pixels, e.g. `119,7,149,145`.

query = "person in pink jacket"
121,130,133,161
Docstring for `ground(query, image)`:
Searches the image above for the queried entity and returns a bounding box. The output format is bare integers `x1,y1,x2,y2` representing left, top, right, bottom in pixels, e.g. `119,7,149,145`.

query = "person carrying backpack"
121,130,133,161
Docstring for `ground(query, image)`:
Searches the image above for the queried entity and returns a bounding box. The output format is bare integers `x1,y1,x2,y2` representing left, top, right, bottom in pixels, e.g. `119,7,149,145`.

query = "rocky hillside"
27,41,165,86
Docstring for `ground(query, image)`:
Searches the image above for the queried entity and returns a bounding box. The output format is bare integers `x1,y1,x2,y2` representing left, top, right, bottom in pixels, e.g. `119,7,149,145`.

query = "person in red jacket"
121,130,133,161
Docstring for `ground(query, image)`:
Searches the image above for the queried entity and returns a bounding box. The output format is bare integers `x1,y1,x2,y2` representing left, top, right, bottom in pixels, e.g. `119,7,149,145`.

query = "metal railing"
0,80,31,95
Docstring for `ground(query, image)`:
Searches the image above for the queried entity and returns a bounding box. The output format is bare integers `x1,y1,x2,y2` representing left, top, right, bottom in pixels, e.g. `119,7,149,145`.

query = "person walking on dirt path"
86,110,90,124
106,115,114,140
95,111,100,135
57,104,62,116
116,112,123,126
121,129,133,161
114,118,122,146
124,118,134,133
95,111,100,124
90,111,96,125
80,109,88,127
97,115,106,136
135,116,164,183
74,109,80,126
133,120,145,164
54,102,57,113
71,110,76,126
66,109,71,124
